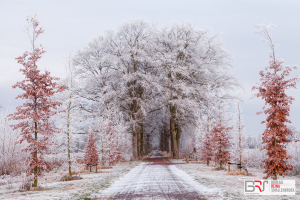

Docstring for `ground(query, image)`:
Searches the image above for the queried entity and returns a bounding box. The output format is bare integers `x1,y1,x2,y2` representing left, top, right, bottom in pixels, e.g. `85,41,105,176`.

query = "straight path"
99,151,205,200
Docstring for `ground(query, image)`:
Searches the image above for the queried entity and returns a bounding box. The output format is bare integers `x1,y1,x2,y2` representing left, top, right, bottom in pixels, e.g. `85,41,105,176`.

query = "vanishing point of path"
99,151,205,200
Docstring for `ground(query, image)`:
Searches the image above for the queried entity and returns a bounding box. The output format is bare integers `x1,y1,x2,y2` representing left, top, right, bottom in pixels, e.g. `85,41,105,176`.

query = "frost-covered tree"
84,132,99,172
73,20,238,159
231,103,246,168
94,107,131,165
287,126,300,175
103,123,122,165
54,55,82,177
197,94,218,165
211,101,232,169
73,19,160,159
8,15,65,187
0,107,26,175
253,23,298,180
155,23,237,158
200,119,213,166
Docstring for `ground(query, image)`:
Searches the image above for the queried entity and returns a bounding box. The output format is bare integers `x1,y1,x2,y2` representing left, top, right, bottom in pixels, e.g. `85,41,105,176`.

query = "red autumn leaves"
200,104,232,169
8,15,65,187
84,132,99,170
253,23,298,180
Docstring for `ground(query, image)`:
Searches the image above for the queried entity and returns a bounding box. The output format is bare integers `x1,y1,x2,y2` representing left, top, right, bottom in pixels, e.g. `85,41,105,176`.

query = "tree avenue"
6,14,300,194
73,20,237,159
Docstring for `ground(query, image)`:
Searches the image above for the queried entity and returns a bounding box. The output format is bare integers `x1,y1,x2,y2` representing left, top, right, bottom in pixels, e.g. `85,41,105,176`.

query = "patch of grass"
163,157,170,162
60,174,83,181
28,186,51,191
213,167,226,171
226,170,246,176
142,158,149,162
69,167,133,199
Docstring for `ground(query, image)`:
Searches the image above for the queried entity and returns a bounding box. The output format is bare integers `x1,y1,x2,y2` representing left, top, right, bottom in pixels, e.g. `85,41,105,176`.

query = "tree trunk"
176,119,182,152
238,103,242,170
273,124,277,180
140,122,144,157
145,134,149,155
137,126,141,158
273,137,277,180
166,131,170,153
219,138,222,169
170,105,179,159
170,127,174,154
159,132,163,151
131,95,138,158
101,136,104,166
33,95,38,187
132,128,138,158
67,98,72,177
34,125,37,187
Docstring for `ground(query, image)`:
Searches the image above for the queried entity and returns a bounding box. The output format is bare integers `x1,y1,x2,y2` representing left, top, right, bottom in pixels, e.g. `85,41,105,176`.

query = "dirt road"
100,151,204,199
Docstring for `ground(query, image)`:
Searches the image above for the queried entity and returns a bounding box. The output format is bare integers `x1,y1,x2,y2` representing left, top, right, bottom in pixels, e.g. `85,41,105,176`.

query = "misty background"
1,0,299,137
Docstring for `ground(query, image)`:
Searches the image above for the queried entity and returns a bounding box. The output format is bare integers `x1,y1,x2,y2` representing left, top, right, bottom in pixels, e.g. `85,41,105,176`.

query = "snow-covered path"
96,151,216,200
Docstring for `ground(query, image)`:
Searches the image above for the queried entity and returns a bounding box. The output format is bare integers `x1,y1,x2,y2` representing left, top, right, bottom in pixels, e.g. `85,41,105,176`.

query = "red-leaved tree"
200,121,213,166
103,123,121,166
7,14,65,187
253,23,298,180
211,103,232,169
84,132,99,172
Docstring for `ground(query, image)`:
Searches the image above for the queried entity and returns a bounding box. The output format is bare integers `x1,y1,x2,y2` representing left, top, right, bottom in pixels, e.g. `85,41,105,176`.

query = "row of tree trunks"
159,123,170,152
168,104,183,159
175,119,182,153
133,120,152,159
144,134,152,155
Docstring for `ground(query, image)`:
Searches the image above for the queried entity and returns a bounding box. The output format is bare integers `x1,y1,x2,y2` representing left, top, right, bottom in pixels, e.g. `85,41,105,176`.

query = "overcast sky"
1,0,300,137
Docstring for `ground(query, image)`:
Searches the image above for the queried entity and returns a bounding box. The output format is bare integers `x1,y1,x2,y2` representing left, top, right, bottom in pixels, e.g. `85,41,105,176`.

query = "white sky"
1,0,300,137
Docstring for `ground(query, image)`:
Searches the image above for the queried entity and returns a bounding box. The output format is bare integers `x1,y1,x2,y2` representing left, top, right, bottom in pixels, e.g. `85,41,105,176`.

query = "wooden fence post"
228,163,230,172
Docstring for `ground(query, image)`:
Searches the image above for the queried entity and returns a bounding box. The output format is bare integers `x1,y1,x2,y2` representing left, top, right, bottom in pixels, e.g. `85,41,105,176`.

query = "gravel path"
98,151,205,200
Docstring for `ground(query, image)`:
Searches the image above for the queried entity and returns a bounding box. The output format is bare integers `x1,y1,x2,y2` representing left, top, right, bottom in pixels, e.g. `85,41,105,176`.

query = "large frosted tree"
73,20,161,158
253,23,298,180
155,23,237,158
8,15,65,187
73,20,238,159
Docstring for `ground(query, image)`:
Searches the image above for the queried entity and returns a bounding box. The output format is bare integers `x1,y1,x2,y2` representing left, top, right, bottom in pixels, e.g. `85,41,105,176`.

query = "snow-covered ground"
92,151,221,199
175,160,300,200
2,154,299,199
0,161,139,200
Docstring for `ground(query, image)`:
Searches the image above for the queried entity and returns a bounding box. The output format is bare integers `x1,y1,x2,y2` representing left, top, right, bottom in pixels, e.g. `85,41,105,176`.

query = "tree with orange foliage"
84,132,99,172
103,123,122,166
8,14,65,187
200,117,213,166
211,102,232,169
253,23,298,180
